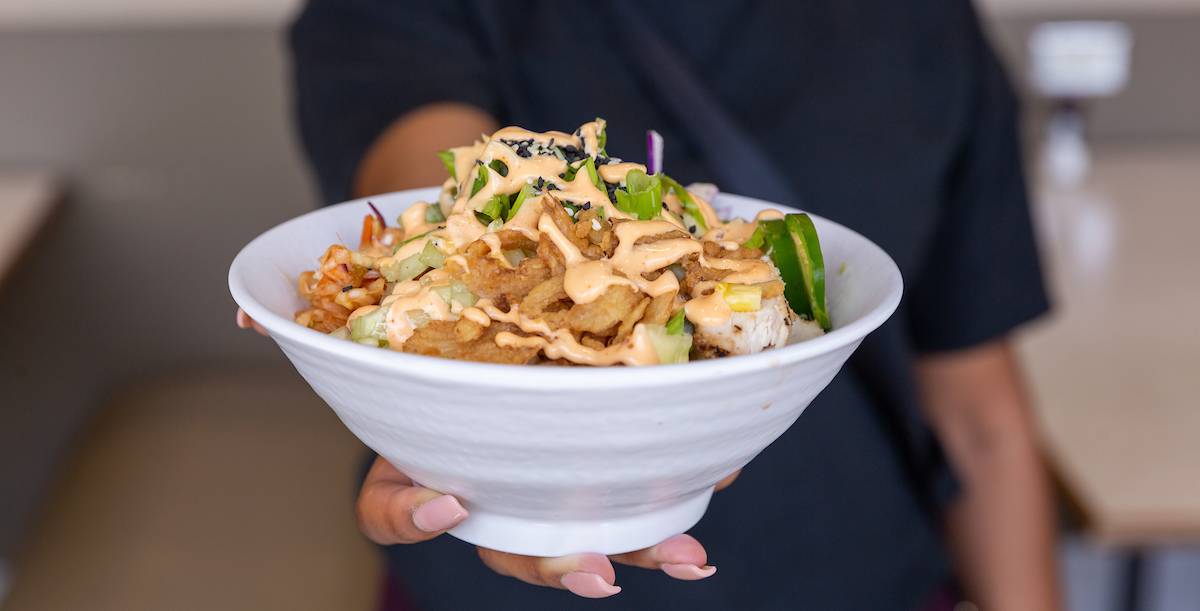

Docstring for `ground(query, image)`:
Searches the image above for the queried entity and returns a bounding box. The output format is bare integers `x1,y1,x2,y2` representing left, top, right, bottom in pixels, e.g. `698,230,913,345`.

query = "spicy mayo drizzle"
364,121,791,363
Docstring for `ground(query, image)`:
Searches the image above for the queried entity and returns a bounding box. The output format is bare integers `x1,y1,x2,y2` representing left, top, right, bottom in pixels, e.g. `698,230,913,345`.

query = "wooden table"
0,170,61,287
1017,144,1200,610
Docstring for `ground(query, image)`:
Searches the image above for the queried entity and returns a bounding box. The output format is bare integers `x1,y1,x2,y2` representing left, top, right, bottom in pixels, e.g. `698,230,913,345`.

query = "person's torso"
387,1,978,608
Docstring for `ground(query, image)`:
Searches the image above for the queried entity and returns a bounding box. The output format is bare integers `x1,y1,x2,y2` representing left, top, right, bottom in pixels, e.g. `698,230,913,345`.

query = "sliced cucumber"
382,253,427,282
643,324,692,364
350,307,387,344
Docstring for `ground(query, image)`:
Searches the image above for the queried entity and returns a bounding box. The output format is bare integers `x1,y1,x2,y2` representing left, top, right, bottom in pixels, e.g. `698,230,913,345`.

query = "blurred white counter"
1019,144,1200,543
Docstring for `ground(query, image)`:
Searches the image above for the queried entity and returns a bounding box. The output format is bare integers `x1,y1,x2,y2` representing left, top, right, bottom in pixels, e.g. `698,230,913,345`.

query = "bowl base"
446,487,715,557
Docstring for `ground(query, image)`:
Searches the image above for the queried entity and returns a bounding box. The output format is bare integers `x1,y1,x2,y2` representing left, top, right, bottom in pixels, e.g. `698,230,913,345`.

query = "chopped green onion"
562,160,581,181
742,224,766,249
474,210,493,225
614,169,663,220
417,240,446,269
666,309,686,335
661,174,709,233
506,183,536,221
470,163,488,196
395,230,433,252
595,117,607,154
644,324,692,364
437,150,456,180
583,157,602,190
425,204,446,224
488,159,509,177
481,193,510,223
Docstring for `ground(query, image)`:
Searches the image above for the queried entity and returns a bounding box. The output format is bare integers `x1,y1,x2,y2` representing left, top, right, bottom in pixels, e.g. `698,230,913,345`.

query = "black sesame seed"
688,226,697,234
605,182,619,204
558,145,586,164
341,285,353,293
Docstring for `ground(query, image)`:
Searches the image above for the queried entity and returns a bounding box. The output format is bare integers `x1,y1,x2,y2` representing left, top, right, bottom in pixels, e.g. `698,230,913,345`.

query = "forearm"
917,342,1060,611
943,413,1059,609
352,102,498,198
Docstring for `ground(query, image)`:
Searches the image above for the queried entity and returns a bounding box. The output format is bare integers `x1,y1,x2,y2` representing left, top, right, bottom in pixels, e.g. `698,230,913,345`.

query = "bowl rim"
229,188,903,390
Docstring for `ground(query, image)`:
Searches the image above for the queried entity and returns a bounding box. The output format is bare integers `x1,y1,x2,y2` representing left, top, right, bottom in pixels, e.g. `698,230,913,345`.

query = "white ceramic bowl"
229,187,902,557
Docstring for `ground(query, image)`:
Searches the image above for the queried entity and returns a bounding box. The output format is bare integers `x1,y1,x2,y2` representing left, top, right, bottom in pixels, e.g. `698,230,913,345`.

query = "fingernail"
561,571,621,598
236,309,252,329
412,495,468,533
662,563,717,580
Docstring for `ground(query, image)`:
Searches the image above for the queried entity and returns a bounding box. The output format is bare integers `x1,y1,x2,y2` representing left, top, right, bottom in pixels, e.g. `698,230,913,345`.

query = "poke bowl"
228,186,901,556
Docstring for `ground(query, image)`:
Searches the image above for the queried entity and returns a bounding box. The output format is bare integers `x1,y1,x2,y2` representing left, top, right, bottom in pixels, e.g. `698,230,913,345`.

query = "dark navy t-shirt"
288,2,1050,609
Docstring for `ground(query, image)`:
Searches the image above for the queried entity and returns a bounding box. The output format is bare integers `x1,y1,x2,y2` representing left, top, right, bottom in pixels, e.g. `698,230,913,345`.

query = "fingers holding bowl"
235,308,269,336
477,549,621,598
611,533,716,581
715,469,742,491
356,457,468,545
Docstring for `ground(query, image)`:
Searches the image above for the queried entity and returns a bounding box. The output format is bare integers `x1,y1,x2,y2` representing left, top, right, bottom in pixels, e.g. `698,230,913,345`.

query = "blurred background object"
1029,20,1132,187
0,1,1197,610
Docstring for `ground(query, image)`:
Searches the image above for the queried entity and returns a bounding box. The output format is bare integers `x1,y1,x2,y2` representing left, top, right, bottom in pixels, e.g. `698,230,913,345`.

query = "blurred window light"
1029,21,1133,99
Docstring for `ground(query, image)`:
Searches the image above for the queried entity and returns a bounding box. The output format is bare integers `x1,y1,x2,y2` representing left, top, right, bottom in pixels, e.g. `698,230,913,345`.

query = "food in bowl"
229,184,904,556
294,120,830,365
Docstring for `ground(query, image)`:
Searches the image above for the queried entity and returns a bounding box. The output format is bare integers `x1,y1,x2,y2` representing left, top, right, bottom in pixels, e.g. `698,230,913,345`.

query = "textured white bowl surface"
229,188,902,556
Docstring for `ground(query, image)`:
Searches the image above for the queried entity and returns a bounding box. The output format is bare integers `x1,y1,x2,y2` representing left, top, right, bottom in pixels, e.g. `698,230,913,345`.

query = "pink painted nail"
662,563,717,580
236,309,252,329
412,495,468,533
561,571,621,598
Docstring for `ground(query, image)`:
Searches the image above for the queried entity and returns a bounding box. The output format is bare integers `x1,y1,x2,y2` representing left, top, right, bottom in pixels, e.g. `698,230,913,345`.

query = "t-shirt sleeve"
906,24,1051,353
288,0,501,204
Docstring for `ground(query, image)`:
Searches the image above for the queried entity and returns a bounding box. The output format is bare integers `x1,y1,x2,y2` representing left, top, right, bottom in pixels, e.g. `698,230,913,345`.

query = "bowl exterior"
230,187,900,556
274,332,859,555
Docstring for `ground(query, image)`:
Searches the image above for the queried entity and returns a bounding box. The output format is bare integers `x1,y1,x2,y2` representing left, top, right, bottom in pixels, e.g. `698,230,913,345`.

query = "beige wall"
2,0,1198,29
0,0,299,28
0,29,313,557
979,0,1200,15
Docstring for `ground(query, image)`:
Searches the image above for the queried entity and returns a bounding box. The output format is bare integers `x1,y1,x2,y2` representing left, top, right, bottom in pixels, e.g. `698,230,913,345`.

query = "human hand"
235,308,269,336
358,456,735,598
235,308,736,598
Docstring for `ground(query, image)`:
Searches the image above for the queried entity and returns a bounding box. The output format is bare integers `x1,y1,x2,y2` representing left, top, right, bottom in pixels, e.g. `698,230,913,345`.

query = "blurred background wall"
1,1,1198,610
